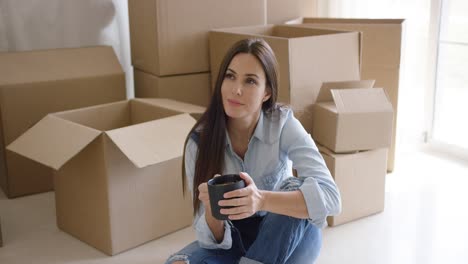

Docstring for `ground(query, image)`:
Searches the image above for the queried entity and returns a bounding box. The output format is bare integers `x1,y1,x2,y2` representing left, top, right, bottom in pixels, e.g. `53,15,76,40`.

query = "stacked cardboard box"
128,0,267,107
209,24,361,132
0,46,126,198
8,99,205,255
312,80,394,226
286,18,404,172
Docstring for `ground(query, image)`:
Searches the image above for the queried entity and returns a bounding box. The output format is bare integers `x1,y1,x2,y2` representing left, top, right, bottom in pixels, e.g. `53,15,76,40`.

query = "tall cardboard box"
128,0,266,76
267,0,317,24
313,82,394,152
210,25,361,132
7,99,204,255
319,146,388,226
0,217,2,247
0,46,126,198
286,18,404,171
134,69,212,107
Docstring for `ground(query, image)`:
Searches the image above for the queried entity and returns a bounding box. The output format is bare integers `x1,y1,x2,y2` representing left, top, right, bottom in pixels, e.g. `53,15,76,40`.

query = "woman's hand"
198,174,221,213
198,174,224,242
198,181,211,211
218,172,266,220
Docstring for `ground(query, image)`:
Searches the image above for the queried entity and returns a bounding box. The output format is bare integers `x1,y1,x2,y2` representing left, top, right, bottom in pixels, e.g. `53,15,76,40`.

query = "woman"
166,38,341,264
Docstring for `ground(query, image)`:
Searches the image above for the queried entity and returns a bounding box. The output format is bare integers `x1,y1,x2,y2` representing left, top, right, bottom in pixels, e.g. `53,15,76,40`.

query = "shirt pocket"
260,160,288,191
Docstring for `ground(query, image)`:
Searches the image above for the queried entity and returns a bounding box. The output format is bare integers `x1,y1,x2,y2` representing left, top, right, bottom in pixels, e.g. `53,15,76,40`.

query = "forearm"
260,190,309,219
204,206,225,243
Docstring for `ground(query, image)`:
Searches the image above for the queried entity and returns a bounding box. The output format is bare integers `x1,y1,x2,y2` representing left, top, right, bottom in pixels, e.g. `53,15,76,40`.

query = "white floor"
1,146,468,264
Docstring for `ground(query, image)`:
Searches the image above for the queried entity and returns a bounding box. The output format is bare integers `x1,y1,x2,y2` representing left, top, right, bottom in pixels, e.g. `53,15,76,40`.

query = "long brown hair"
182,38,280,214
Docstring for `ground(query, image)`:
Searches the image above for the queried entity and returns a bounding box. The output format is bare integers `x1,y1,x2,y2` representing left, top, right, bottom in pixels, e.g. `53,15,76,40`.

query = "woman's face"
221,53,271,122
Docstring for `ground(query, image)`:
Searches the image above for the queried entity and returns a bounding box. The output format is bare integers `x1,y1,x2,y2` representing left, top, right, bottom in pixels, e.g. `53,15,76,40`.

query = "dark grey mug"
208,174,246,220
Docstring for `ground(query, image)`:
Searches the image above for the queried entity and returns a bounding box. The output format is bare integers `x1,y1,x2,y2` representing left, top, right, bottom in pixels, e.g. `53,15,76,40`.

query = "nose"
232,82,242,96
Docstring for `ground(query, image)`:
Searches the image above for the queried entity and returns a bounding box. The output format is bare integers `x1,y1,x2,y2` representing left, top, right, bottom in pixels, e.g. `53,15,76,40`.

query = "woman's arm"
185,138,233,249
197,181,225,242
219,172,309,220
261,190,309,219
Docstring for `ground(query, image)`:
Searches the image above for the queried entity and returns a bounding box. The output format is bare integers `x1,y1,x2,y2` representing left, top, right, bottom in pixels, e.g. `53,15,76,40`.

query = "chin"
225,110,243,119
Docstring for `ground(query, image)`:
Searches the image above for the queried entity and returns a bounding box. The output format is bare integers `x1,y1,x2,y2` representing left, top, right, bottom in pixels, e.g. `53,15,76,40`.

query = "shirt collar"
251,110,266,143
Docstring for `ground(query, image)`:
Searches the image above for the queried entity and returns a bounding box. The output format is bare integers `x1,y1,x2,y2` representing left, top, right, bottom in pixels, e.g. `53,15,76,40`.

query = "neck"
227,111,261,144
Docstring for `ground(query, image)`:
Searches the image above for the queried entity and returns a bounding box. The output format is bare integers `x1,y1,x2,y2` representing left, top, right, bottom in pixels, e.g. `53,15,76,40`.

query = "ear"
263,88,272,102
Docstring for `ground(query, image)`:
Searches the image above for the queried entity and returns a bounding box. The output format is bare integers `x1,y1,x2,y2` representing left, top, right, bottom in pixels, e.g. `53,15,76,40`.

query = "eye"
246,78,258,86
224,73,235,80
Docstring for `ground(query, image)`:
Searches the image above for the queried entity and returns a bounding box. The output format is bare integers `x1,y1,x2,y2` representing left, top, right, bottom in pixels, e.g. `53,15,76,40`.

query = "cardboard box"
0,46,126,198
313,81,394,153
137,98,206,121
209,25,361,132
7,99,204,255
318,145,388,226
267,0,317,24
0,217,2,247
128,0,266,76
134,69,212,107
286,18,404,171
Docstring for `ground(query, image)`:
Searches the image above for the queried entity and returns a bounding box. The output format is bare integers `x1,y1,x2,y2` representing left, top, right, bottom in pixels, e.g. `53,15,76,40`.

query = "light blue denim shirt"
184,107,341,250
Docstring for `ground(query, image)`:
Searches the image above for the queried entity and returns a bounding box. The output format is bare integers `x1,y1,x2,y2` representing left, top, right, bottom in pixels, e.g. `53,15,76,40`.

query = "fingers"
227,213,252,220
218,197,249,207
239,172,253,185
220,206,254,220
224,186,250,199
198,183,209,203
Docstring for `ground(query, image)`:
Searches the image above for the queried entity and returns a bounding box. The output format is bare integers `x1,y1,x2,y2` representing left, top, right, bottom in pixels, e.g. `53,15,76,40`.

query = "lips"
227,99,244,106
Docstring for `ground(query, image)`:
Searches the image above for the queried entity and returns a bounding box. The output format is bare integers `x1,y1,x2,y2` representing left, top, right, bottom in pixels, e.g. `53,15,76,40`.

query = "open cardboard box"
210,24,361,133
0,46,126,198
319,145,388,227
313,80,393,153
286,17,404,171
7,98,205,255
128,0,266,76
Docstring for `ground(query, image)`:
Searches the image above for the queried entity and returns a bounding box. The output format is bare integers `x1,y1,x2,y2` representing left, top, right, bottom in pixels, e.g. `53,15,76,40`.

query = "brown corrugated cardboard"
313,81,393,152
128,0,266,76
7,99,201,255
267,0,317,24
136,98,206,121
209,25,361,133
0,217,2,247
286,18,404,171
0,46,126,198
319,145,387,226
134,69,211,107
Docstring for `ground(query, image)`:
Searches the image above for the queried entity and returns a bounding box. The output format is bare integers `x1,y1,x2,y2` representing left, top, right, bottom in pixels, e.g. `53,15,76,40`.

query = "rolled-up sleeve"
280,111,342,228
185,138,233,249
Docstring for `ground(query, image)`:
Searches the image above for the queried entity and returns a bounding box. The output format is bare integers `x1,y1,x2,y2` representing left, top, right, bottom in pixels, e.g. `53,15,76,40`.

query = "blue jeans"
165,213,322,264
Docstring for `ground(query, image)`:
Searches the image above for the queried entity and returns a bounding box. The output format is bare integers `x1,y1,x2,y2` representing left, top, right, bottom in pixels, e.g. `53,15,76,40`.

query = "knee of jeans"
165,254,189,264
279,177,305,191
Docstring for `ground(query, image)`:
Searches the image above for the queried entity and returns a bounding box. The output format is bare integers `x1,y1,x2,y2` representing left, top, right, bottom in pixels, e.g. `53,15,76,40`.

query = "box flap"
135,98,206,114
7,115,101,170
317,144,334,156
331,88,393,113
106,114,196,168
316,80,375,103
298,17,405,25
